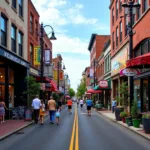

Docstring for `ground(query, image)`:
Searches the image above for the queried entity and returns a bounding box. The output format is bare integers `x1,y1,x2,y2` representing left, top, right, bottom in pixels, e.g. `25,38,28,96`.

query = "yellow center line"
75,107,79,150
69,107,77,150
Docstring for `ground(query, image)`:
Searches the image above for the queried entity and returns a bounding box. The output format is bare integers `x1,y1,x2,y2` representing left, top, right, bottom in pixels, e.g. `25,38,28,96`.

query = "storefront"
0,46,29,110
111,43,129,99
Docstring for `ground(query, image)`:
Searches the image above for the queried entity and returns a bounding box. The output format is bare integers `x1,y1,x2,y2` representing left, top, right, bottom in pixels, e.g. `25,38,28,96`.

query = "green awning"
94,79,111,90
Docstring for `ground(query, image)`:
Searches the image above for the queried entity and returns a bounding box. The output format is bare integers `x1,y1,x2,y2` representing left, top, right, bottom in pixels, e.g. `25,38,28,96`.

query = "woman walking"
39,100,45,125
0,99,8,123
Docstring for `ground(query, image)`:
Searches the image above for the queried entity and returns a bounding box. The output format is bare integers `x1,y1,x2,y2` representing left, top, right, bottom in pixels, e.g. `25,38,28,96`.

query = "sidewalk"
0,111,49,141
97,110,150,140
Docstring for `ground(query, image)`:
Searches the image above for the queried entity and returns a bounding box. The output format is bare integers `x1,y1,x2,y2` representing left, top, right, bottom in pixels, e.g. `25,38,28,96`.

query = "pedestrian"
77,99,79,107
57,99,62,111
39,100,45,125
86,97,92,116
56,109,60,125
0,99,8,123
32,95,41,124
80,98,84,111
48,95,56,124
67,98,72,114
112,98,117,113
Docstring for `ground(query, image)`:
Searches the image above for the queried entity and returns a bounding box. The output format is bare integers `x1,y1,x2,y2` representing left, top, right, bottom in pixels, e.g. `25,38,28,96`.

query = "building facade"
0,0,29,108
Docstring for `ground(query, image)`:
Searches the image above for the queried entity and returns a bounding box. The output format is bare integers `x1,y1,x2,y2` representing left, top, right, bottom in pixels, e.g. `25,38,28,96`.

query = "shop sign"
53,70,64,80
111,45,128,76
34,46,41,65
29,68,39,75
44,49,51,65
120,68,140,76
99,80,108,88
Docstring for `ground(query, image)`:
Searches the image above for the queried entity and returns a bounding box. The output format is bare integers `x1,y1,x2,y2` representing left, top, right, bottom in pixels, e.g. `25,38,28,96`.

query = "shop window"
0,85,5,101
135,46,141,57
12,0,17,9
11,25,17,53
18,0,23,17
9,69,14,84
18,31,23,57
143,79,148,112
9,85,14,107
1,15,7,47
0,68,5,83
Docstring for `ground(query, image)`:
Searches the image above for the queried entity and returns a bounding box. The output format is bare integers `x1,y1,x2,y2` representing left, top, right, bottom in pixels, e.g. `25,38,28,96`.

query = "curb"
0,114,49,141
96,110,150,141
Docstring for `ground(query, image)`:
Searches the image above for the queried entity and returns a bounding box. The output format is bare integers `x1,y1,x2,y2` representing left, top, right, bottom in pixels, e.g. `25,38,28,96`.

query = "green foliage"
120,111,128,118
142,114,150,119
117,82,129,108
131,100,139,118
76,77,86,98
52,93,60,101
68,88,75,97
23,76,41,107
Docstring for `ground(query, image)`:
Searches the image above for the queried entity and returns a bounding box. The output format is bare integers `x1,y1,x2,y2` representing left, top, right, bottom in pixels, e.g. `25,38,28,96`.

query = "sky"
31,0,110,91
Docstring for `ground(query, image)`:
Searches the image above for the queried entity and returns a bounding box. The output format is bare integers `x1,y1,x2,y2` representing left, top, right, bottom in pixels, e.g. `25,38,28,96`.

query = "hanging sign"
120,68,140,76
34,46,41,65
44,49,51,65
99,80,108,88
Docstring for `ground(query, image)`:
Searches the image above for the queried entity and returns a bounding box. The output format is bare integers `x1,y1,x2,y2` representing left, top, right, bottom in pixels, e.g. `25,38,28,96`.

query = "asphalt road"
0,104,150,150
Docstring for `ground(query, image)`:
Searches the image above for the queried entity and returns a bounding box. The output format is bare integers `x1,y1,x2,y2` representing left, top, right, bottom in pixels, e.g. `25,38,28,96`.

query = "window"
112,8,114,25
1,15,7,47
30,15,33,34
30,44,33,65
142,41,148,55
18,31,23,56
116,27,118,47
12,0,17,9
137,0,141,19
18,0,23,17
11,25,16,53
119,0,122,12
116,0,119,19
119,21,122,43
125,16,128,37
143,0,148,12
35,21,38,39
112,32,115,50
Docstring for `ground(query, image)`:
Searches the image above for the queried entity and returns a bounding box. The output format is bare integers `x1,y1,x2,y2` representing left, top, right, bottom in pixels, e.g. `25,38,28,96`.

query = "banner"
34,46,41,65
44,49,51,65
53,70,64,80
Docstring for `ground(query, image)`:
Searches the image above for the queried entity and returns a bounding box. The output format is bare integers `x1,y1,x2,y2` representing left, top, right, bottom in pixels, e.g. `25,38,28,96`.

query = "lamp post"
40,23,56,99
122,0,140,112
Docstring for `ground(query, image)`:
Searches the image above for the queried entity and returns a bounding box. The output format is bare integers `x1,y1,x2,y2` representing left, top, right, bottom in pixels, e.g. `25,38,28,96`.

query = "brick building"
84,67,91,90
110,0,150,112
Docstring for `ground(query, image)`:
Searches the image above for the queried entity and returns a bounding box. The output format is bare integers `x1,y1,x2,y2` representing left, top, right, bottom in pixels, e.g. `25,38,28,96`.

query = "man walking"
48,96,56,124
86,97,92,116
112,98,117,113
32,95,41,124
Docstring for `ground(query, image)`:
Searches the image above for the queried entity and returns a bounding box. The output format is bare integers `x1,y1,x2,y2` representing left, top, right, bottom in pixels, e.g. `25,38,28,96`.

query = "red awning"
36,77,51,83
87,89,102,94
126,52,150,68
50,80,57,92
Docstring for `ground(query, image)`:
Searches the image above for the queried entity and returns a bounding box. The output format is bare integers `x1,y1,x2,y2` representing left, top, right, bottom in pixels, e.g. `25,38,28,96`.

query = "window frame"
119,0,122,12
116,26,119,47
18,31,23,57
143,0,148,12
116,0,119,20
30,14,33,34
112,8,115,25
119,21,122,43
18,0,23,17
30,44,33,65
1,15,7,47
11,24,17,53
12,0,17,9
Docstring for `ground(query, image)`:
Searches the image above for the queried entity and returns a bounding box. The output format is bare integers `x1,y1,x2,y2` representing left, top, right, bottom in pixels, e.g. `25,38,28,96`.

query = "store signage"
4,52,28,67
29,68,39,75
34,46,41,65
44,49,51,65
120,68,140,76
99,80,108,88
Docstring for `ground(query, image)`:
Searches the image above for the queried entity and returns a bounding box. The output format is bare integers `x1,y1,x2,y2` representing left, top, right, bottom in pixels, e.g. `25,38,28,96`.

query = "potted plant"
142,114,150,134
131,100,141,128
120,111,128,123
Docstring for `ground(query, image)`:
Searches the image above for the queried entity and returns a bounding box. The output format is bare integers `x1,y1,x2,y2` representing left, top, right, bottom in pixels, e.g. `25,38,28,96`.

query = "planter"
122,117,126,123
125,117,130,125
132,119,141,128
142,118,150,134
115,107,124,121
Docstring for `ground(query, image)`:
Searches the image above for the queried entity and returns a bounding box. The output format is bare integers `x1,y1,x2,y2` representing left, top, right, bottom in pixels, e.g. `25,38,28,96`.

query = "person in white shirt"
32,95,41,124
80,99,84,110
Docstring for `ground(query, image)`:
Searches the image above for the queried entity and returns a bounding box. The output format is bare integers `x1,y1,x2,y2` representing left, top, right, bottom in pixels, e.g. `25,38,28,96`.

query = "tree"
68,88,75,97
76,77,86,98
23,76,41,107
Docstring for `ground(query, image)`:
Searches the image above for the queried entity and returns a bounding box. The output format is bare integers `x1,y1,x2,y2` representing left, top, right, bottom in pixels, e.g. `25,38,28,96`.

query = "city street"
0,105,150,150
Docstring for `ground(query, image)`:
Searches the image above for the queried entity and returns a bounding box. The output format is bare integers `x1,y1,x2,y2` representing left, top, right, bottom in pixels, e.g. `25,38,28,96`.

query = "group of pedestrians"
32,95,62,125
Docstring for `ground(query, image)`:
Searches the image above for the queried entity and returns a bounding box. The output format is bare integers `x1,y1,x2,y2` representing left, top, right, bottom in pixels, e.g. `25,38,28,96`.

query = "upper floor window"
119,21,122,43
137,0,141,19
112,8,114,25
116,27,119,47
116,0,119,19
18,0,23,17
35,21,38,39
30,44,33,65
143,0,148,12
12,0,17,9
112,32,115,50
119,0,122,12
1,15,7,47
18,31,23,56
30,15,33,34
11,25,17,53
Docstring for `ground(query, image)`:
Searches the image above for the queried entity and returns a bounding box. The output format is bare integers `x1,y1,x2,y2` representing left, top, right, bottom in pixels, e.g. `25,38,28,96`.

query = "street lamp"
40,23,56,99
122,0,140,112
